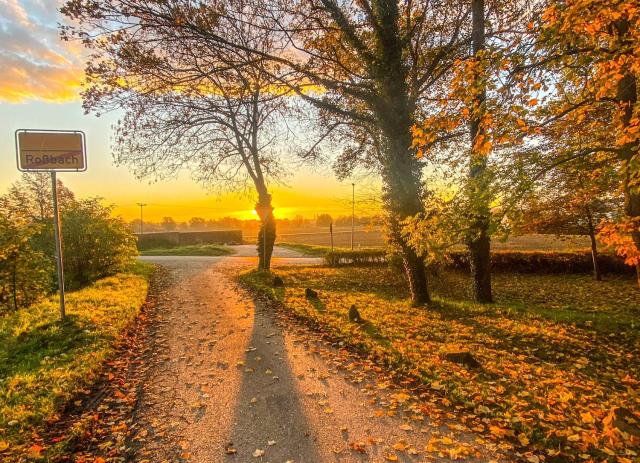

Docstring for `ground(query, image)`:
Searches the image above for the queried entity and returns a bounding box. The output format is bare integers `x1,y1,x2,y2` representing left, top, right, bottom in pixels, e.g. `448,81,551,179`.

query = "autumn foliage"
243,266,640,462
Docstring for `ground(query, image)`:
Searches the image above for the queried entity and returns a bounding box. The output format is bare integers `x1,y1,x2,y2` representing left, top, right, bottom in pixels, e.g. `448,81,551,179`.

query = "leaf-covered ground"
0,263,153,460
240,267,640,463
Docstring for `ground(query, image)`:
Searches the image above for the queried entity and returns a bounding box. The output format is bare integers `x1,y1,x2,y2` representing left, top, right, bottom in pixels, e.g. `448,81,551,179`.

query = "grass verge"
0,262,153,459
239,266,640,462
277,242,333,256
139,243,234,256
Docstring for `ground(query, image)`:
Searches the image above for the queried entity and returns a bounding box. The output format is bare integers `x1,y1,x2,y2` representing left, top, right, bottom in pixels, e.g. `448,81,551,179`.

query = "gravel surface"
130,254,500,463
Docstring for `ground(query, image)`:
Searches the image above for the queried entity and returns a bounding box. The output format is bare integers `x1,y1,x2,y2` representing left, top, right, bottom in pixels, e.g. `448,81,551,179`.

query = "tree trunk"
377,116,430,305
378,127,430,305
467,0,493,303
256,194,276,271
622,162,640,287
469,229,492,301
373,0,430,306
385,201,430,306
615,21,640,287
588,225,602,281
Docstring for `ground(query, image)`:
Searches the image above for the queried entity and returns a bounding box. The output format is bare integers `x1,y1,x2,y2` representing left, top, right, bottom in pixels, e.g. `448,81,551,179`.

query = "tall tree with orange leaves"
534,0,640,284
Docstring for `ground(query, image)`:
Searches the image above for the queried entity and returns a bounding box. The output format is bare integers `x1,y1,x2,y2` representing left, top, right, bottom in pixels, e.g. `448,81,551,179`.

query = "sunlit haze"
0,0,375,222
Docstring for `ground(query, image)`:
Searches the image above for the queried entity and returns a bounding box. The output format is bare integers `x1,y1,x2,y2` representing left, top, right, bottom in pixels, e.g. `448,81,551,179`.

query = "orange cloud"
0,0,84,102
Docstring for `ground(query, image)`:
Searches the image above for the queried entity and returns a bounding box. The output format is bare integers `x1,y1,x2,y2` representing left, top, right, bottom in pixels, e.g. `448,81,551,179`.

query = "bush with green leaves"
324,249,387,267
57,199,139,289
1,175,139,305
0,214,53,312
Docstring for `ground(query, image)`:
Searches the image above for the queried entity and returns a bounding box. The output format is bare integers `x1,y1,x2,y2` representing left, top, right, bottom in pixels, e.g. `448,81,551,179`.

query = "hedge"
136,230,243,250
447,250,634,275
324,248,634,275
324,249,387,267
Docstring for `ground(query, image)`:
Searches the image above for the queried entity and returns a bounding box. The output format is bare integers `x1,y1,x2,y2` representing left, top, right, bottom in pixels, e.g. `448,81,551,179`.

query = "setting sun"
1,1,639,462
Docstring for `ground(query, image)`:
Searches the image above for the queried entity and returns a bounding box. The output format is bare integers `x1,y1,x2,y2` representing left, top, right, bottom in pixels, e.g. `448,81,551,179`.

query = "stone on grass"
443,351,481,369
348,304,362,323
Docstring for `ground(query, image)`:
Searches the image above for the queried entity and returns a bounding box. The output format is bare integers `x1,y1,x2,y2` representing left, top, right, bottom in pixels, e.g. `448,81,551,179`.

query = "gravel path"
130,254,500,463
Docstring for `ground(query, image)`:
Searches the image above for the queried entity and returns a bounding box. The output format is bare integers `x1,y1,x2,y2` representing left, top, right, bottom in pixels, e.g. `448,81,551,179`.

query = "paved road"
130,254,496,462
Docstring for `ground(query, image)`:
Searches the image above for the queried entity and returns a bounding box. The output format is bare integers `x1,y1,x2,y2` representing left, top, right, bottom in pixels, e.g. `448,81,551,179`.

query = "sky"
0,0,372,222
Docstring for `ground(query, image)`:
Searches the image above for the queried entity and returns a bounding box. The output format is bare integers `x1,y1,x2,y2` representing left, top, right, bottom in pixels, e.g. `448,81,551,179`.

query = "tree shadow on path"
223,299,326,462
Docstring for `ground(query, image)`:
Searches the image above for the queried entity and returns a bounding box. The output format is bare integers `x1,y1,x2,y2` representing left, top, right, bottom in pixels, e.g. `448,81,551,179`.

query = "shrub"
445,250,634,275
136,233,179,250
60,199,138,289
324,249,387,266
325,247,634,275
35,199,138,289
1,176,138,293
0,215,53,312
136,230,243,250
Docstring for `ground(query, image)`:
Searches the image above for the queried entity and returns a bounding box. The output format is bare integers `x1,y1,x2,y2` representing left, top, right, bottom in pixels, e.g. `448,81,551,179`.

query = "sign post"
15,129,87,321
51,171,66,319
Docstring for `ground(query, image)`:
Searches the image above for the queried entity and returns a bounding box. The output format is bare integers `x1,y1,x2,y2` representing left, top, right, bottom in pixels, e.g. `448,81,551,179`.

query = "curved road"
131,247,496,462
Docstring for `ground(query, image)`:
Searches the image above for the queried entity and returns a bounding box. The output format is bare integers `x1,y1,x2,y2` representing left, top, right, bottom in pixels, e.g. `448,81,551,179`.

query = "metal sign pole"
15,129,85,322
51,171,66,320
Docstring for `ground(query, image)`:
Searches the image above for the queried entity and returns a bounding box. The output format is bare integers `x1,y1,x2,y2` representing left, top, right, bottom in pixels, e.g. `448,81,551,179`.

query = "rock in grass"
273,276,284,287
443,351,481,369
348,304,361,323
305,288,318,299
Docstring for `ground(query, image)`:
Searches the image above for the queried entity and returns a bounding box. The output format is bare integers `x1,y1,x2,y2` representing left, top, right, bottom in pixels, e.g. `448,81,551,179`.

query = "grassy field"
140,243,234,256
273,231,595,253
240,266,640,462
0,262,153,459
278,242,332,256
244,226,387,248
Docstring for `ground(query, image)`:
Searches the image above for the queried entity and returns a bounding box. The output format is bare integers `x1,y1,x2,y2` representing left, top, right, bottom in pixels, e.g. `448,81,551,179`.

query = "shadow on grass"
308,297,326,312
273,286,285,302
422,298,633,387
359,319,393,349
0,315,98,378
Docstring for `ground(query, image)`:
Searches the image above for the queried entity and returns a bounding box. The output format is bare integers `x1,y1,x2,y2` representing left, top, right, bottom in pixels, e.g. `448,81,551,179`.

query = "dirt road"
131,249,498,462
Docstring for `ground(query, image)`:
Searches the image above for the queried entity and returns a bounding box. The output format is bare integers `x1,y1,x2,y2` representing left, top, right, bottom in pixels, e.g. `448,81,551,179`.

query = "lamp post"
351,183,355,250
137,203,147,235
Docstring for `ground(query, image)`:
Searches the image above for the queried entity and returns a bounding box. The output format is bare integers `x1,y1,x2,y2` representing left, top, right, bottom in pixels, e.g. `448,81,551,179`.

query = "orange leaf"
490,426,509,438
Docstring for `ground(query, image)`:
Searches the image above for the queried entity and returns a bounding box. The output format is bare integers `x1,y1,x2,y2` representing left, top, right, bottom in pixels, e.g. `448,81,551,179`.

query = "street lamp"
136,203,147,235
351,183,355,250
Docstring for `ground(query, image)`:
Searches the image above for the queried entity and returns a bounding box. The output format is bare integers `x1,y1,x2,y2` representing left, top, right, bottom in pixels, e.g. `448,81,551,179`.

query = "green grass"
239,266,640,461
0,263,153,457
277,242,332,256
139,244,234,256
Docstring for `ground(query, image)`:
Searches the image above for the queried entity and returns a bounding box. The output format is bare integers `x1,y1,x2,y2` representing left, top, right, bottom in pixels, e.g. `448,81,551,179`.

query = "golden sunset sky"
0,0,377,221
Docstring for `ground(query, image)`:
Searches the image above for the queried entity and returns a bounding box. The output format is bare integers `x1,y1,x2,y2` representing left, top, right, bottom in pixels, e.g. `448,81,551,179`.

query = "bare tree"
467,0,492,302
62,1,292,269
63,0,474,303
